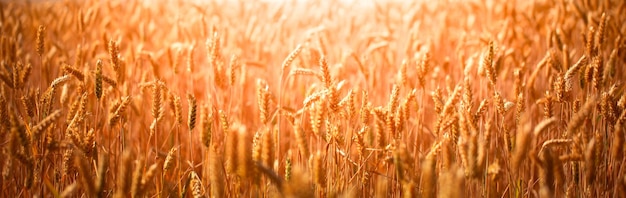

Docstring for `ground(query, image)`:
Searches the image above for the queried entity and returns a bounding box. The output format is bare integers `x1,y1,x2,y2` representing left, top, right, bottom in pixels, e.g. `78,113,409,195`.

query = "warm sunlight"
0,0,624,197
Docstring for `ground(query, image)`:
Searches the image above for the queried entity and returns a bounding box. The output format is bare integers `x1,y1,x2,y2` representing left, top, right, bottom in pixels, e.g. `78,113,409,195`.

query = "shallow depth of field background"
0,0,625,197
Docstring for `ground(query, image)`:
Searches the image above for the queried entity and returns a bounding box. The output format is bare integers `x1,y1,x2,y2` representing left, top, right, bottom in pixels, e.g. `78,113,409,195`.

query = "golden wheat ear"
36,25,45,57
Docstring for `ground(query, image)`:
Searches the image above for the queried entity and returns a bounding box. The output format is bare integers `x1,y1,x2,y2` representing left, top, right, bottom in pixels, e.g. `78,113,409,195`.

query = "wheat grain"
293,121,310,158
190,171,204,198
228,54,238,87
282,44,303,73
172,94,183,126
256,80,270,124
604,48,617,81
388,84,400,113
108,40,121,80
50,75,71,88
483,41,497,88
20,92,36,118
541,139,573,151
18,62,31,88
534,117,558,136
36,25,45,57
187,45,195,73
311,151,326,187
130,158,144,198
209,146,225,197
595,12,608,49
95,59,103,99
152,80,163,120
219,110,229,135
591,55,604,90
31,109,61,138
163,147,177,172
101,73,117,87
187,93,197,130
62,63,85,81
109,96,131,126
200,105,212,148
567,97,596,135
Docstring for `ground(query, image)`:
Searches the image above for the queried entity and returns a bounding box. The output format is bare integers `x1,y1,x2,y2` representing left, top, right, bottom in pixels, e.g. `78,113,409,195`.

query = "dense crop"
0,0,625,197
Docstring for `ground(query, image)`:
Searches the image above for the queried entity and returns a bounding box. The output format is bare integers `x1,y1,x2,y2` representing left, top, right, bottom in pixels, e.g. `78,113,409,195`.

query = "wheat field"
0,0,625,197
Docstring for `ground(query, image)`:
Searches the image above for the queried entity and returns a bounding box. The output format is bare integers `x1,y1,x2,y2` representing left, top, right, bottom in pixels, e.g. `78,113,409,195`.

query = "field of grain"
1,0,625,197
